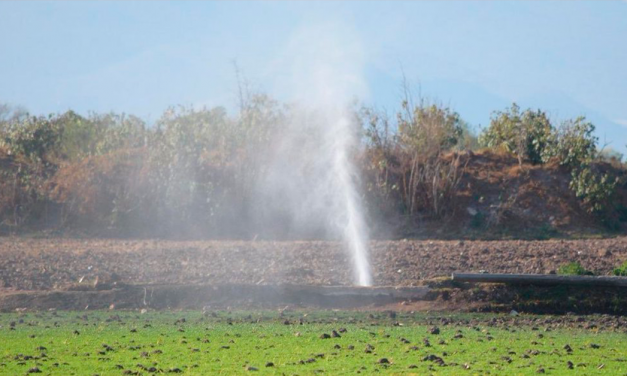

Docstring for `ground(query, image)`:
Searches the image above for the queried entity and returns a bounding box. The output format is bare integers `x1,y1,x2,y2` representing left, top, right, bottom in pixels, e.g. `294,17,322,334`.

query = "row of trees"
0,96,284,237
362,101,622,225
0,97,623,237
478,104,618,216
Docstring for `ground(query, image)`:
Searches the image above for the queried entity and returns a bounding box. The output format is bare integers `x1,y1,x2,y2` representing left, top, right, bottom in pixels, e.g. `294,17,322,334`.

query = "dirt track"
1,237,626,292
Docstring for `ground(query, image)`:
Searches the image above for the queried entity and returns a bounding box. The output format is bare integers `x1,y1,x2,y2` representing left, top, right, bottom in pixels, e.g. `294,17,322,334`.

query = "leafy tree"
545,117,597,168
0,115,62,163
479,103,553,165
569,167,618,215
398,102,463,156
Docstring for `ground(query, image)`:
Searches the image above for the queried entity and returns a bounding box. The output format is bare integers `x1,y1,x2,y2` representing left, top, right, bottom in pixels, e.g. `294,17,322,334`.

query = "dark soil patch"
3,237,627,314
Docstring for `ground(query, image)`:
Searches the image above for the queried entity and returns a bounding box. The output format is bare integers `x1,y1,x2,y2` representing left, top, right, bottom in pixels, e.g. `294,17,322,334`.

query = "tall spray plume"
259,22,372,286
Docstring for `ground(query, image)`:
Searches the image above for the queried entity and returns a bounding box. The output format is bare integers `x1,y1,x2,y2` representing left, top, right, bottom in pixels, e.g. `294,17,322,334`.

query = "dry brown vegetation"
0,99,626,239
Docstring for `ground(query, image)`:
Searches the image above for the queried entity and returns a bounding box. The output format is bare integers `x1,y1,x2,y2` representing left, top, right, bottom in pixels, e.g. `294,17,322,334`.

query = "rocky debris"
423,354,445,366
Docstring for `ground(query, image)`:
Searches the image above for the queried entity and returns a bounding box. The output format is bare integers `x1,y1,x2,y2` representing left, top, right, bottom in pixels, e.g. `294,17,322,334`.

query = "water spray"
261,21,373,286
331,114,372,286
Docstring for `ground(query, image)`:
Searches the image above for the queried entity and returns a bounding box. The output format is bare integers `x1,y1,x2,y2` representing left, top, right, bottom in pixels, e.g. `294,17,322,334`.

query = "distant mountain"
517,91,627,155
367,76,627,155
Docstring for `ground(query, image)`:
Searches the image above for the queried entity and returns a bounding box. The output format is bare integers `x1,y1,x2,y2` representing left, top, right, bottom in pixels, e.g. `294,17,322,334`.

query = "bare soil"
1,237,626,291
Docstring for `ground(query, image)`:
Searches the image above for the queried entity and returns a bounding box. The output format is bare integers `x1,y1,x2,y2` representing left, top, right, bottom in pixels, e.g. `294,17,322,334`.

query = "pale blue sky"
1,1,626,150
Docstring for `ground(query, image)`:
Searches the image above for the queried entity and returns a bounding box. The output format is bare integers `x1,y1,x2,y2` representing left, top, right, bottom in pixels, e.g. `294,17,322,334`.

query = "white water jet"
261,21,373,286
331,114,372,286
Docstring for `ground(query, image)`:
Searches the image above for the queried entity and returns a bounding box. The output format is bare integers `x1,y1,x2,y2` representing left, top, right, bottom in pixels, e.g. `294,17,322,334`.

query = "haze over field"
1,6,627,375
1,1,627,152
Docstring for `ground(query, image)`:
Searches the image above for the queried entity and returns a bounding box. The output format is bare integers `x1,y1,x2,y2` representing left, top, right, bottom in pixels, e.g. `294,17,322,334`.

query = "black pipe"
452,273,627,287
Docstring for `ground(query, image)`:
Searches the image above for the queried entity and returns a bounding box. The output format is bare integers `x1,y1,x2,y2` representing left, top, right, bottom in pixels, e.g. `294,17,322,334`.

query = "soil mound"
399,150,627,239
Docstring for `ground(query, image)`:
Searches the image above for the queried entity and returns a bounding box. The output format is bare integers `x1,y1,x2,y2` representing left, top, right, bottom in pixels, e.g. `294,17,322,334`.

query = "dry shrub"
47,148,149,228
362,100,469,219
0,146,50,230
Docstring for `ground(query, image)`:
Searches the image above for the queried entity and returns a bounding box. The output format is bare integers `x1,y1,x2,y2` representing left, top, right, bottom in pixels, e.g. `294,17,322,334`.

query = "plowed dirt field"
1,237,626,291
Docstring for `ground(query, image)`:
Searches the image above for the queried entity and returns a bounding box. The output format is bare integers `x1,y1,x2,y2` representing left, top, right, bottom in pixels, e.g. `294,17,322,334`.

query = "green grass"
614,261,627,276
558,262,594,276
0,310,625,375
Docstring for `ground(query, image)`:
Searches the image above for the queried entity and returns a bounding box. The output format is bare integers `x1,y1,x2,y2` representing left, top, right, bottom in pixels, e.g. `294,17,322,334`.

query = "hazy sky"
1,1,626,150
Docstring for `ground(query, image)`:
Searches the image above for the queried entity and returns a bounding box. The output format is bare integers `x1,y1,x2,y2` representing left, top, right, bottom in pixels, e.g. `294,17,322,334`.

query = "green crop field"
0,310,625,376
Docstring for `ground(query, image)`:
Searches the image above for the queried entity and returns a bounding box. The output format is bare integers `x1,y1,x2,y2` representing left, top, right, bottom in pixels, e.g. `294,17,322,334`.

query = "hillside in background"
376,149,627,240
